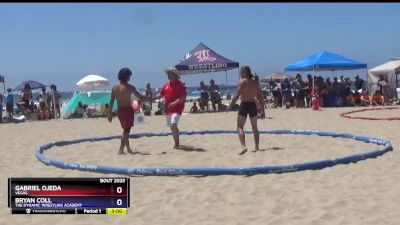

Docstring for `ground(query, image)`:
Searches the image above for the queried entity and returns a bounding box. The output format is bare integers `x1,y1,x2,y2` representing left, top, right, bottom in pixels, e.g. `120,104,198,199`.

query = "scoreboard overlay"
8,178,130,215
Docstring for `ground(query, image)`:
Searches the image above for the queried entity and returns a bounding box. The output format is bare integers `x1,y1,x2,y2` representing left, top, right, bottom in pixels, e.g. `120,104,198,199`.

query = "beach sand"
1,106,400,225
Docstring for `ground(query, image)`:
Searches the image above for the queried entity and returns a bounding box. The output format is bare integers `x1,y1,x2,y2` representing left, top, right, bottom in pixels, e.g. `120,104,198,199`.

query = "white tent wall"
368,59,400,100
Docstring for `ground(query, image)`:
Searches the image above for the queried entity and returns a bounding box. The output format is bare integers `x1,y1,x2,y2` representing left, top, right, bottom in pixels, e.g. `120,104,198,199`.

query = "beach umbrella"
12,80,46,92
76,74,109,91
260,73,295,83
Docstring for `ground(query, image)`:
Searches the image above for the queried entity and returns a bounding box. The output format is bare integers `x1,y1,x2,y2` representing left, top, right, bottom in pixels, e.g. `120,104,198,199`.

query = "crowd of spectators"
268,74,391,108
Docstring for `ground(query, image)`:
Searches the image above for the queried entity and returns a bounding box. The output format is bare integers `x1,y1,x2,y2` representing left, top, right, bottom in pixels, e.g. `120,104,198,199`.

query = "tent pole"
225,70,228,94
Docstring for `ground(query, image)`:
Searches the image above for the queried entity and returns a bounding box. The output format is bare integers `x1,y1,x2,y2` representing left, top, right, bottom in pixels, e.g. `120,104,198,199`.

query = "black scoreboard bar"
8,178,130,215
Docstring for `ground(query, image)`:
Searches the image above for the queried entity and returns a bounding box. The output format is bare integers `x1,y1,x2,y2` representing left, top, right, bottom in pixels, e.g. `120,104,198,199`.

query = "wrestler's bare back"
112,83,137,108
238,78,260,102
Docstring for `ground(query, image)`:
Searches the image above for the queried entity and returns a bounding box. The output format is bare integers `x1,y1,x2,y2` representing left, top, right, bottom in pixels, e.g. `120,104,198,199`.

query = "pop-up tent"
368,58,400,100
285,50,367,89
285,51,367,107
62,91,117,119
285,50,367,71
172,42,239,90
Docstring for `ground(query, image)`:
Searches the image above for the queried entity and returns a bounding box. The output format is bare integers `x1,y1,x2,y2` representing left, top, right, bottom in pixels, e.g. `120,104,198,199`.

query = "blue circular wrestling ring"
35,130,393,176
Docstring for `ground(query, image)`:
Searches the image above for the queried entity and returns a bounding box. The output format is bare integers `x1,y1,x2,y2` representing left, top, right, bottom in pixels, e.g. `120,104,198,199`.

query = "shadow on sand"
175,145,207,152
259,146,285,151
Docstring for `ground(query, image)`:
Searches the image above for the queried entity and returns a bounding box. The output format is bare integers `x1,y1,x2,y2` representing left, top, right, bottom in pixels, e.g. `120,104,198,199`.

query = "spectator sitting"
346,91,356,107
38,98,50,121
84,104,97,118
155,101,164,115
190,102,199,113
360,90,371,106
103,103,110,117
71,101,85,118
372,91,385,106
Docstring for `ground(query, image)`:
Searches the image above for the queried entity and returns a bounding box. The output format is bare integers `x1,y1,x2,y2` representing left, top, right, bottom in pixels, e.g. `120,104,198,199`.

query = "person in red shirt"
153,68,187,149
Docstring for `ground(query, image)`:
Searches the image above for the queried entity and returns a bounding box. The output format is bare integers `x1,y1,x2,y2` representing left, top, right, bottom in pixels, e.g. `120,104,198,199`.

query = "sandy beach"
1,106,400,225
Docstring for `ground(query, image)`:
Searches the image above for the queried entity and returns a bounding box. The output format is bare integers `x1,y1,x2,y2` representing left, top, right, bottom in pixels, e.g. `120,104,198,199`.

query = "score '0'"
117,187,122,194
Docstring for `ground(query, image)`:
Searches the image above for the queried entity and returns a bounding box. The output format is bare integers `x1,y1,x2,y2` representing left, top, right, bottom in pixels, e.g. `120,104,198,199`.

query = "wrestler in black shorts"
238,102,258,118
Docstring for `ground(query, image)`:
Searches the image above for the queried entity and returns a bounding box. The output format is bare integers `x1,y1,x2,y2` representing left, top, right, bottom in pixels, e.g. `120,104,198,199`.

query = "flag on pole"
0,75,4,83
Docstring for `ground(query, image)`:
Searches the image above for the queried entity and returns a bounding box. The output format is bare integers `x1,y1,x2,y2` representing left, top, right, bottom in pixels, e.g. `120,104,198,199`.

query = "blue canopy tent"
285,51,367,107
285,50,367,71
285,50,367,88
172,42,239,91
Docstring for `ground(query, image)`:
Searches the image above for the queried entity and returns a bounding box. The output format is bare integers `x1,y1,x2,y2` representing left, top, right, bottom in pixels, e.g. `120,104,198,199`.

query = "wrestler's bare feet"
118,151,126,155
251,147,260,153
239,145,248,155
173,145,180,150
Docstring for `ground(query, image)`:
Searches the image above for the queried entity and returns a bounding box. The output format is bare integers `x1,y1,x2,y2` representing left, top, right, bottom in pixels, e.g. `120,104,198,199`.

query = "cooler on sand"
311,90,320,110
312,97,320,110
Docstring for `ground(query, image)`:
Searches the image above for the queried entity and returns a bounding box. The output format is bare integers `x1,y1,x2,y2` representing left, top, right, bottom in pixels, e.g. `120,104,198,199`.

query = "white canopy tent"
368,59,400,101
76,74,110,92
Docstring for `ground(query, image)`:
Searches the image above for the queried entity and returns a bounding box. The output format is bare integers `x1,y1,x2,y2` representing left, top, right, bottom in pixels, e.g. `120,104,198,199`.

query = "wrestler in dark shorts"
238,102,258,118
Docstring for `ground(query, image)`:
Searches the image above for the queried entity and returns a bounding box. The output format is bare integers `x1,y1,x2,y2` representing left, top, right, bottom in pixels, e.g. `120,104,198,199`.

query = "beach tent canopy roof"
369,59,400,74
285,50,367,71
173,42,239,75
76,74,109,91
13,80,46,92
